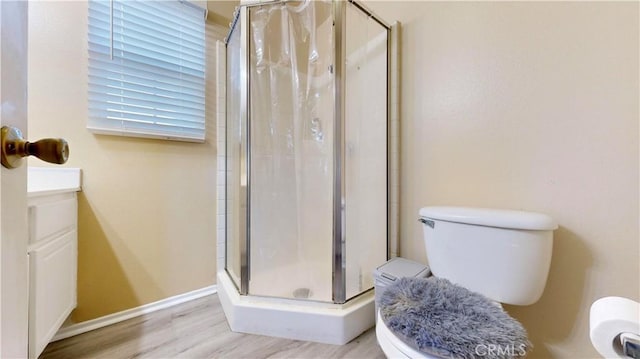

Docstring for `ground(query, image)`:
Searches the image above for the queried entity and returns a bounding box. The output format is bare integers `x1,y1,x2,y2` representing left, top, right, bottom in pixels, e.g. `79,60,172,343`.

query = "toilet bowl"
375,207,557,358
377,311,421,358
376,311,434,359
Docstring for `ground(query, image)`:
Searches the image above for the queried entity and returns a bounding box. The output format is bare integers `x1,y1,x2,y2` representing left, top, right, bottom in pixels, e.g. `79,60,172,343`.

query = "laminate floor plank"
41,294,385,359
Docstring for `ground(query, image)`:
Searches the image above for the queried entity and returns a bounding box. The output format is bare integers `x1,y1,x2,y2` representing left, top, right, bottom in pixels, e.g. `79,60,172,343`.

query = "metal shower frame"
225,0,391,304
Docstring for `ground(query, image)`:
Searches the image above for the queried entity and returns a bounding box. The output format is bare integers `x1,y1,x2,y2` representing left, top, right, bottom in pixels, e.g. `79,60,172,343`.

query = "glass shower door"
344,2,388,300
225,14,244,291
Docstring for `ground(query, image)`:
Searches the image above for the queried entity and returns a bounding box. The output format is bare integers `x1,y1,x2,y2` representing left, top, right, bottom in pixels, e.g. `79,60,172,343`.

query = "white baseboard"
51,285,217,342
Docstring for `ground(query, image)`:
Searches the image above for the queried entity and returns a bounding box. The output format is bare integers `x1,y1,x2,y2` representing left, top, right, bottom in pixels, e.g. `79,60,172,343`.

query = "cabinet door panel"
28,229,77,358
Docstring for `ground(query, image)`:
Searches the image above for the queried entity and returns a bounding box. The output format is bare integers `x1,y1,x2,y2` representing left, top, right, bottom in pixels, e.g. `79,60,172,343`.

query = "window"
88,0,207,142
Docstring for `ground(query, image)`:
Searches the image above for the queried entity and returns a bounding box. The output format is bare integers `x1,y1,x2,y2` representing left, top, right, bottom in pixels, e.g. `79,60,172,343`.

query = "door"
0,2,29,358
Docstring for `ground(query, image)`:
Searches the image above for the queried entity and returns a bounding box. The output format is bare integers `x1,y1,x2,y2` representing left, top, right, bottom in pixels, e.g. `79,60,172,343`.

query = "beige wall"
365,1,639,358
27,1,227,322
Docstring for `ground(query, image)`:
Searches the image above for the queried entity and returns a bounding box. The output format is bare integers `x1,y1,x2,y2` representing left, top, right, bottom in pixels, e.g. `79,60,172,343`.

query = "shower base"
217,271,375,345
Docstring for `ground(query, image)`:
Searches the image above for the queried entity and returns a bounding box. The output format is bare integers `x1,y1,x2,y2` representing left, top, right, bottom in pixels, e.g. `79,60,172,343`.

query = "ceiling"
207,1,240,25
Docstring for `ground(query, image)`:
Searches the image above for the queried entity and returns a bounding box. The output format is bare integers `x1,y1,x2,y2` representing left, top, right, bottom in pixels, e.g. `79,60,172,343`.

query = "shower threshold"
217,271,375,345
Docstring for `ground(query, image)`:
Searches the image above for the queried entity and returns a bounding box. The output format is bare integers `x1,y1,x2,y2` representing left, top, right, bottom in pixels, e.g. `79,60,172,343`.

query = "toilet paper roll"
590,296,640,358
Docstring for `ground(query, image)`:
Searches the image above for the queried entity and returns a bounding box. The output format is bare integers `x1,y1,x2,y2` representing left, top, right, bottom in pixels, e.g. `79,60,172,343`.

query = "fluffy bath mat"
379,277,532,359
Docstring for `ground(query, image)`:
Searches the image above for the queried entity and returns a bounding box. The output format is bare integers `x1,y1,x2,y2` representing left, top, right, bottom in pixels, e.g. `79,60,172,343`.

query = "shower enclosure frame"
218,0,399,344
225,0,391,304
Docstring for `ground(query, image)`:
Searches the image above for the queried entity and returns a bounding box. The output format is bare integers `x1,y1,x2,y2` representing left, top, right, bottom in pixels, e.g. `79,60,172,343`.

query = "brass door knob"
1,126,69,169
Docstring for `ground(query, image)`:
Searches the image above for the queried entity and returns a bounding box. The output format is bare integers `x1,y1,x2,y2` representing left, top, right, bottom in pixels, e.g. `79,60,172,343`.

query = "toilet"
376,206,558,358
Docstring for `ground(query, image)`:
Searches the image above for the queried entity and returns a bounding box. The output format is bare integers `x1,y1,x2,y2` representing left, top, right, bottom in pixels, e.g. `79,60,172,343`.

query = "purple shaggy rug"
379,277,532,359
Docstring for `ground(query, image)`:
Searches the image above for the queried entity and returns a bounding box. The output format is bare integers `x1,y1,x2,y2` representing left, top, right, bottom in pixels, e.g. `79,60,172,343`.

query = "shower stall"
218,0,397,344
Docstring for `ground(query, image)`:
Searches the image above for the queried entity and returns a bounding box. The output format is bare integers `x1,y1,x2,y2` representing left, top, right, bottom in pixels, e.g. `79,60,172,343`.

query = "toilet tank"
419,207,558,306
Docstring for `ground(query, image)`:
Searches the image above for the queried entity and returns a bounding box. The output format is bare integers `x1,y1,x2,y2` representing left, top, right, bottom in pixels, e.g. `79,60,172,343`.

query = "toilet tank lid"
419,206,558,230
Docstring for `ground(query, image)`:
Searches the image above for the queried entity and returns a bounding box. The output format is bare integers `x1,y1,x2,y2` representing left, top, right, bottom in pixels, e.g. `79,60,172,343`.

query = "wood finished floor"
41,294,385,359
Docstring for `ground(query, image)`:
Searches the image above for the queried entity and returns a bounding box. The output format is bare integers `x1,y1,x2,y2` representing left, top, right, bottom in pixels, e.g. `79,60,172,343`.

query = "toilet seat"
375,276,525,359
375,311,438,359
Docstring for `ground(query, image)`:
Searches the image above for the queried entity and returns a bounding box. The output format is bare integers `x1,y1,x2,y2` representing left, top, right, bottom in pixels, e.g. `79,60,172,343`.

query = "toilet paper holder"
620,333,640,359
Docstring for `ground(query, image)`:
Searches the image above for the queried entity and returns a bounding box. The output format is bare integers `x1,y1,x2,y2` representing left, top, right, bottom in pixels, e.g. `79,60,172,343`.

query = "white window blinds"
88,0,207,142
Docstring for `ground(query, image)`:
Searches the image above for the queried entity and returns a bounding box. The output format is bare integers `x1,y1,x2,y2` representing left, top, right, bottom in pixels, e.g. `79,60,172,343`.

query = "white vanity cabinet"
27,168,80,359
